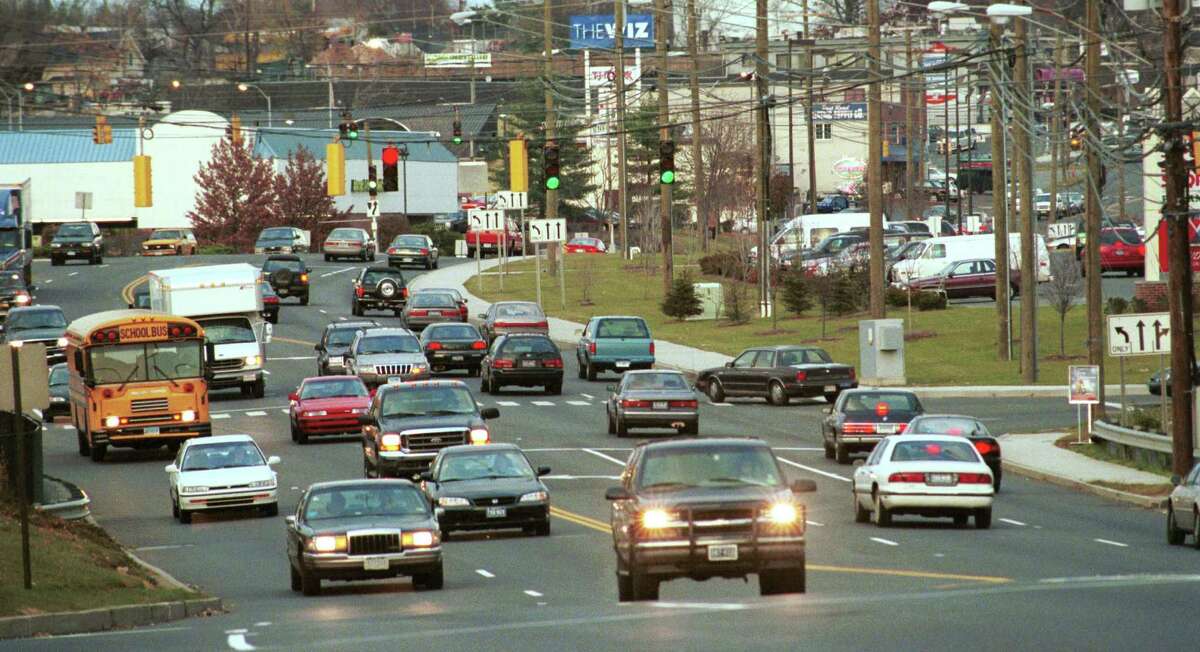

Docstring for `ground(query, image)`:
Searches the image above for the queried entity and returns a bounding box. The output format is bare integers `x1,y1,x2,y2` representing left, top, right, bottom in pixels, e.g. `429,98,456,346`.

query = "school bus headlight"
180,410,196,423
104,415,120,428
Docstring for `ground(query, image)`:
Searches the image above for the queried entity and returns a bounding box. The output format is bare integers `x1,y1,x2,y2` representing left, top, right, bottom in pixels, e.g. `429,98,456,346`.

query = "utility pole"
755,0,770,315
966,66,973,217
788,36,796,221
1084,0,1104,413
1163,0,1194,477
954,69,962,227
990,22,1011,362
688,0,705,250
804,0,817,214
544,0,557,227
656,0,673,295
615,0,631,259
1047,31,1063,227
866,0,884,318
1013,10,1037,382
905,29,917,222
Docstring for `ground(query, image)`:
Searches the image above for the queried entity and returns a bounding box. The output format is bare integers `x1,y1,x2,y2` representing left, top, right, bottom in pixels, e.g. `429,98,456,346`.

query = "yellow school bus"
65,309,212,462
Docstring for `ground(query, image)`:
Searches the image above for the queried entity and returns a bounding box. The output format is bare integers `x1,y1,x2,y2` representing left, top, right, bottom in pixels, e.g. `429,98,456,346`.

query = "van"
890,233,1051,285
757,212,877,261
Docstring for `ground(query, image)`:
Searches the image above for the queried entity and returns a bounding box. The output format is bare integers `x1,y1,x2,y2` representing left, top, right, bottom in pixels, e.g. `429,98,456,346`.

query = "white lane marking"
870,537,900,547
262,370,271,375
266,356,315,361
583,448,628,467
320,266,357,278
532,401,555,406
580,393,595,400
44,279,53,284
319,309,328,314
68,271,78,276
999,518,1027,527
566,400,591,406
60,425,75,430
226,631,256,651
543,474,620,480
1094,538,1129,548
476,569,496,578
496,401,520,407
338,316,348,321
777,457,852,483
97,264,109,268
47,626,191,640
245,411,267,417
253,622,272,627
523,590,543,597
279,409,290,415
705,400,731,407
134,544,194,551
652,602,746,611
212,413,231,419
805,520,824,527
215,405,289,414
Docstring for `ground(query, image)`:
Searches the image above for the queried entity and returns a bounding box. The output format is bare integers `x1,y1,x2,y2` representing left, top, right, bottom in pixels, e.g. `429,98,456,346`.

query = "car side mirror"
537,466,551,477
724,361,734,368
790,479,817,493
853,459,866,467
477,313,487,320
285,515,296,527
605,486,630,501
418,470,433,482
357,414,374,426
314,344,322,351
164,464,178,473
267,455,281,465
480,407,500,420
306,268,312,273
288,392,299,402
1171,474,1182,486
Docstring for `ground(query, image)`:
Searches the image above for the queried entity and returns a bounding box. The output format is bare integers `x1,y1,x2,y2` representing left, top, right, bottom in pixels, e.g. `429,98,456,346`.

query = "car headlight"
411,365,428,375
641,509,674,529
56,337,68,347
248,479,275,489
381,433,402,451
13,294,30,305
103,415,120,428
50,242,61,248
179,485,209,495
350,407,367,415
519,491,548,503
308,534,347,553
469,428,490,445
303,410,327,417
438,496,470,507
180,409,196,423
402,530,437,547
244,355,262,367
765,501,799,525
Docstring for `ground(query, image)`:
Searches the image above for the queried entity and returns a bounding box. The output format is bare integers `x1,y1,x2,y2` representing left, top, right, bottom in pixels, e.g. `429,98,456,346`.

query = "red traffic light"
382,146,400,166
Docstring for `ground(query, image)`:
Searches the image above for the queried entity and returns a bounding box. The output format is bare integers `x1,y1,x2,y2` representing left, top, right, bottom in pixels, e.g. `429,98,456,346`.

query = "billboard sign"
569,14,654,50
812,103,866,121
424,52,491,68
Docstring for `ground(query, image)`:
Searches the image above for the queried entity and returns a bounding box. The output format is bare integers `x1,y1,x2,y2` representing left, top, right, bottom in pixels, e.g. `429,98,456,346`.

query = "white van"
758,213,877,261
890,233,1051,285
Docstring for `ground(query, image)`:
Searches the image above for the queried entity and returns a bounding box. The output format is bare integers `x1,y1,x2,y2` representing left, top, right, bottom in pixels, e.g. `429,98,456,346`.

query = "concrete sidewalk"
1000,432,1170,508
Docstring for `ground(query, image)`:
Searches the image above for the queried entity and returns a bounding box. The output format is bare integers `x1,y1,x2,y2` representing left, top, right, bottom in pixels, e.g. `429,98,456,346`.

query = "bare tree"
150,0,220,74
1040,252,1085,356
677,113,755,235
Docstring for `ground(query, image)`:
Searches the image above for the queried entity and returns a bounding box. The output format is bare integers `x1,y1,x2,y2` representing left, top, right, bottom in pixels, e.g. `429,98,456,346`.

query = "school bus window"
89,341,203,384
147,343,203,379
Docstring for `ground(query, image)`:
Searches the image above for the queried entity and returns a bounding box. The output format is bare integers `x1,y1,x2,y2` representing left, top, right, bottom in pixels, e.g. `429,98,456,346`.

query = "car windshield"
411,293,457,308
56,224,92,238
88,341,204,384
181,441,265,471
304,485,429,521
1034,194,1051,203
328,229,363,240
500,336,556,355
908,417,989,437
495,303,542,319
425,324,479,340
392,236,426,247
149,230,180,239
357,334,420,354
0,231,19,250
259,228,293,240
300,378,368,400
327,326,370,347
623,372,688,390
596,318,649,338
420,288,461,301
362,270,402,286
1100,229,1140,245
263,259,303,273
639,446,782,490
842,392,921,413
776,348,832,366
890,440,980,463
438,450,534,481
197,317,256,344
381,385,477,416
49,365,68,384
6,309,66,331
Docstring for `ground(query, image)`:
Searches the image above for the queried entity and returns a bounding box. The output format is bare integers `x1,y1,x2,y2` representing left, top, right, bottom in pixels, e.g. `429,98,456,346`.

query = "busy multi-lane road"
16,253,1200,651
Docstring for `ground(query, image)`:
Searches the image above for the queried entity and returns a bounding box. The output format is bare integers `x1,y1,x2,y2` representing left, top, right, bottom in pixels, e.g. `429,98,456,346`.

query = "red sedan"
1098,227,1144,276
288,376,372,444
564,237,607,254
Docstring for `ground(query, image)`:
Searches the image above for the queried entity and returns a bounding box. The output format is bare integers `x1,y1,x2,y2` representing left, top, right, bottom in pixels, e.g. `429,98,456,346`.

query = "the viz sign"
569,14,654,50
1107,312,1170,357
1156,218,1200,273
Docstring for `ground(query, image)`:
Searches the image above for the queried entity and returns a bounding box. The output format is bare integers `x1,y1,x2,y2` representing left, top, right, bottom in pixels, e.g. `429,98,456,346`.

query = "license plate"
402,258,413,262
615,361,631,369
927,473,956,486
243,372,258,382
876,424,898,434
653,401,668,410
329,356,343,367
363,557,389,571
707,544,738,562
67,251,77,256
388,376,402,384
452,355,464,361
486,506,506,518
520,359,538,368
144,426,160,435
824,385,837,392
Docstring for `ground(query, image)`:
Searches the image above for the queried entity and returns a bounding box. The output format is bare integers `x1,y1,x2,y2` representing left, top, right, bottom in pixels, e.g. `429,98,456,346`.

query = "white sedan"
165,434,280,524
851,435,995,529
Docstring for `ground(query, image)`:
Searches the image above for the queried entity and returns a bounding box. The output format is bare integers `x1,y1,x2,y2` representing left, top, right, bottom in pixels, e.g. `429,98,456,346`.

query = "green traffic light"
452,136,463,145
545,176,560,190
660,170,676,185
368,180,377,190
348,129,359,140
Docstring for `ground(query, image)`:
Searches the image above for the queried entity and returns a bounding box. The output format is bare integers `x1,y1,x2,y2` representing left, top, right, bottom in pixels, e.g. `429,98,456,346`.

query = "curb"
1001,459,1168,510
0,597,223,640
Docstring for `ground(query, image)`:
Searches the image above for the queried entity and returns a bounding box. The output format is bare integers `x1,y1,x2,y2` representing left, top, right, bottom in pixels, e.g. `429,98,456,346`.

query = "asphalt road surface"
14,254,1196,651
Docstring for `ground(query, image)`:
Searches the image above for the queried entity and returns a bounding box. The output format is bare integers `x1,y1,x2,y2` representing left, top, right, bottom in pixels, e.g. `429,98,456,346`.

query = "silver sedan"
605,370,699,436
402,292,465,331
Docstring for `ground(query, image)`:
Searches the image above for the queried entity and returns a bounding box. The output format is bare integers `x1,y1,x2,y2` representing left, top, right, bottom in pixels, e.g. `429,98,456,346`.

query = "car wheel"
300,294,309,306
364,456,376,479
175,246,183,255
852,490,869,523
759,562,805,595
50,257,62,266
768,381,789,406
953,514,969,527
263,503,279,517
178,508,193,524
1167,508,1185,546
289,423,298,442
617,572,635,602
251,378,265,399
324,254,332,262
77,431,90,457
433,258,439,269
586,360,597,382
300,570,321,596
631,568,659,601
89,443,107,462
547,382,562,395
1193,511,1200,550
824,391,839,404
607,412,616,435
834,441,850,465
413,563,444,591
533,520,551,537
577,355,586,379
993,468,1002,492
296,427,308,445
481,372,492,394
171,494,180,519
352,302,363,317
974,508,992,529
615,415,629,437
706,379,726,403
680,421,699,436
424,260,432,270
872,490,891,527
290,564,302,592
823,438,834,460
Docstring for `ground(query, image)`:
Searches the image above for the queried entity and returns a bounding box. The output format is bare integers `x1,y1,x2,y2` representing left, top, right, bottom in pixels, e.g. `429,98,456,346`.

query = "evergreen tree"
781,271,814,316
661,272,703,320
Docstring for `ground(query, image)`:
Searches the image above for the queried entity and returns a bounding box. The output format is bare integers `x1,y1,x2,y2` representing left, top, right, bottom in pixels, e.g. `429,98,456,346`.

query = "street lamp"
237,82,273,127
170,79,181,90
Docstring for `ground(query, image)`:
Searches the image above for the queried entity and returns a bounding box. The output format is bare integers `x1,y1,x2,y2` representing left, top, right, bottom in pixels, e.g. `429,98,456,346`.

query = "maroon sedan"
288,376,372,444
1098,227,1144,276
905,258,1019,300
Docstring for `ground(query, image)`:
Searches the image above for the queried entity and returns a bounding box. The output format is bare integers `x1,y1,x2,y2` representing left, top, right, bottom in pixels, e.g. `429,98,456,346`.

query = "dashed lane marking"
777,457,852,483
870,537,900,547
266,356,315,361
245,411,267,417
582,448,627,467
566,400,591,406
319,309,328,314
226,630,256,651
652,602,746,611
320,266,359,278
523,590,543,598
476,569,496,578
273,336,318,347
212,414,231,419
531,400,555,406
1094,538,1129,548
495,401,520,407
999,518,1027,527
68,271,78,276
806,520,825,527
580,393,595,400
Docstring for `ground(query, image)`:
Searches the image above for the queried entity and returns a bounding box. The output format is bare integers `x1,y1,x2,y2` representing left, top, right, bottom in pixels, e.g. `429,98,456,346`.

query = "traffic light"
133,155,152,207
226,114,242,146
509,139,529,192
452,118,463,145
382,145,399,192
659,140,676,185
543,143,560,191
327,143,346,196
92,115,112,145
367,164,378,197
338,115,358,141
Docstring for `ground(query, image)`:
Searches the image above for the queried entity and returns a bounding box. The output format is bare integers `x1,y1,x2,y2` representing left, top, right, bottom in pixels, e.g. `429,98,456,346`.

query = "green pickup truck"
576,316,655,381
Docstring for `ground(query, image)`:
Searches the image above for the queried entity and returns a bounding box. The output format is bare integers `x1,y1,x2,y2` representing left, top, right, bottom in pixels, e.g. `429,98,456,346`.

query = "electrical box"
858,319,906,385
687,283,723,321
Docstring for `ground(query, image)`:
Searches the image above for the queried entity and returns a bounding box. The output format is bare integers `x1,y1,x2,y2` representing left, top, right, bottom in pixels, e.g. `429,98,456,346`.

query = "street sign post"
1107,312,1170,357
468,209,504,231
529,218,566,243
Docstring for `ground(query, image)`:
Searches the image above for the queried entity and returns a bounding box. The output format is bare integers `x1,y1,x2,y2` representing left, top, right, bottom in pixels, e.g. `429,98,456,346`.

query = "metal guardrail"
1092,420,1200,466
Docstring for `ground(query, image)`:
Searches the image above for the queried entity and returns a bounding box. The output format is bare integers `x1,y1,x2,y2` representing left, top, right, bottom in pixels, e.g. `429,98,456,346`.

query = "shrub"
699,250,745,279
780,271,813,316
1129,297,1149,313
818,268,860,316
885,286,910,308
661,272,703,320
198,244,236,255
409,221,460,256
1105,296,1130,315
913,290,948,311
722,281,752,324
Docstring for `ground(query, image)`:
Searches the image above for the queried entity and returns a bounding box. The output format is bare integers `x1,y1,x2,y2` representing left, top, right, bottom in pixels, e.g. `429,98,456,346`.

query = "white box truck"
889,233,1051,286
148,263,272,398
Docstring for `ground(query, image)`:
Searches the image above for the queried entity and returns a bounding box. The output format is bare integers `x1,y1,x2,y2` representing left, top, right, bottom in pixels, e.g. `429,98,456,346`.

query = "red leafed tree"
188,139,279,252
272,145,347,244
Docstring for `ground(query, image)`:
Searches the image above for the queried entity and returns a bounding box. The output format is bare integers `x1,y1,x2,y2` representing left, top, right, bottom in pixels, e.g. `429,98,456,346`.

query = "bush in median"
661,272,704,321
780,271,813,316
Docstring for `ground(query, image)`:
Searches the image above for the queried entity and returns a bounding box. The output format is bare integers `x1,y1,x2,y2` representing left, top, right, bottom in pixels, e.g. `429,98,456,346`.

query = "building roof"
254,128,458,164
0,129,136,164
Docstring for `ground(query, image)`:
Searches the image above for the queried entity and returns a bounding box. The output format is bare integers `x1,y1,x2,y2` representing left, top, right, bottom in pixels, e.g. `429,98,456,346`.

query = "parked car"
263,255,311,305
851,435,994,528
315,320,379,375
1166,460,1200,547
49,222,103,265
255,226,310,254
1094,227,1144,276
289,376,372,444
1147,363,1200,396
0,305,67,364
905,415,1002,490
387,234,439,270
564,237,607,254
604,437,816,601
816,194,851,213
413,287,467,321
351,267,408,317
576,316,655,381
697,345,857,405
419,322,487,375
141,228,197,256
477,301,549,344
402,291,464,331
821,389,925,464
605,370,698,436
46,362,69,419
420,443,552,537
165,434,280,524
261,283,280,323
481,333,564,395
904,258,1019,300
0,271,32,321
345,327,428,387
286,479,443,596
323,227,375,262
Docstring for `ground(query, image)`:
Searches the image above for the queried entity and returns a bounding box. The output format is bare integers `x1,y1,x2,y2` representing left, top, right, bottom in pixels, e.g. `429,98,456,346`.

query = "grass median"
468,251,1169,386
0,503,197,617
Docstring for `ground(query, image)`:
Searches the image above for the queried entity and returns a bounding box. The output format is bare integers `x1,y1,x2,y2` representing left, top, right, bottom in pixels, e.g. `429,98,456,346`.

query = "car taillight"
355,286,364,297
957,473,992,484
888,472,925,483
401,287,409,298
388,247,399,254
843,423,876,434
299,273,309,283
875,402,890,418
1138,244,1146,256
419,248,429,255
543,358,563,368
410,309,428,316
669,400,698,408
494,321,516,328
649,341,655,355
896,423,908,434
471,340,487,350
534,321,549,329
973,440,998,456
492,359,515,369
587,342,596,355
848,368,856,380
621,399,651,408
795,371,807,382
460,306,469,318
427,342,443,351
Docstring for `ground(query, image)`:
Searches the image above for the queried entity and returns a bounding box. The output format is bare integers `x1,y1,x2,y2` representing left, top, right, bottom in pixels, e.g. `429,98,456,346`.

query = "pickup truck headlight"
56,337,68,348
765,501,799,525
381,433,402,452
248,479,275,489
519,491,548,503
308,534,347,553
50,243,61,248
402,530,437,547
641,509,674,529
469,428,490,445
411,365,428,376
179,485,209,495
180,409,196,423
438,496,470,507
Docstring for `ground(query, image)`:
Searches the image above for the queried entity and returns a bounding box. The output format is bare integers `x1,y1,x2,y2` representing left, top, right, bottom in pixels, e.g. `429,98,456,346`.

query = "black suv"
604,438,816,601
50,222,103,265
315,320,379,375
352,266,408,317
359,380,500,479
263,255,310,305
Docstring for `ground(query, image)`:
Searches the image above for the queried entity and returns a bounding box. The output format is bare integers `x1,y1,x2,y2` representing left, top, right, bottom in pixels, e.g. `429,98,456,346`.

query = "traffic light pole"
364,123,379,252
656,0,672,296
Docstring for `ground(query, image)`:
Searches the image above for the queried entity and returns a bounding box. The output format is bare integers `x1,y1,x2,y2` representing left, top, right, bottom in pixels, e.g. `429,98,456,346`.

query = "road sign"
529,218,566,244
1107,312,1170,356
1068,365,1100,405
491,191,528,211
1047,222,1076,240
74,192,92,210
366,201,380,218
468,209,504,231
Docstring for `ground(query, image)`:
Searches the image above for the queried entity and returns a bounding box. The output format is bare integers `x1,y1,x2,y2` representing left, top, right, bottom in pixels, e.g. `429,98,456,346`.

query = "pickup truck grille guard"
629,503,777,568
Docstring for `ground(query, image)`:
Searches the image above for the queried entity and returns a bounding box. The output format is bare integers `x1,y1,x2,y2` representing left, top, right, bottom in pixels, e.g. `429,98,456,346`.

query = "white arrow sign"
529,218,566,244
366,200,380,218
1107,312,1171,357
491,191,529,211
468,208,504,231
